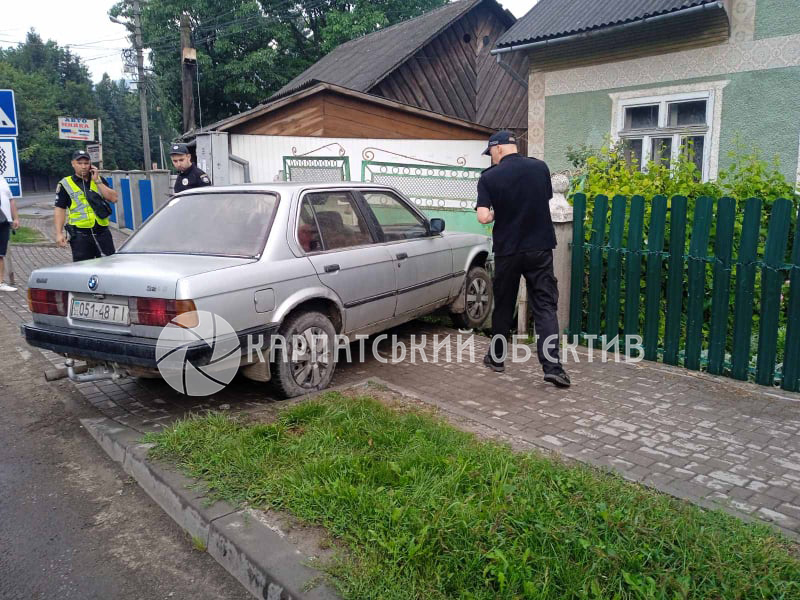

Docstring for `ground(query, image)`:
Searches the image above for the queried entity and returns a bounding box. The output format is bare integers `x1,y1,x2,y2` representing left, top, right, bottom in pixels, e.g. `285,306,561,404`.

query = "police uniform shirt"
476,153,556,257
55,175,111,231
174,164,212,193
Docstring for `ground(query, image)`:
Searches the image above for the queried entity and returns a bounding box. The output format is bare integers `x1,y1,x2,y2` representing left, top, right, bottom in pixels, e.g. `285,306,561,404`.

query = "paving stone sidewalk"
3,244,800,540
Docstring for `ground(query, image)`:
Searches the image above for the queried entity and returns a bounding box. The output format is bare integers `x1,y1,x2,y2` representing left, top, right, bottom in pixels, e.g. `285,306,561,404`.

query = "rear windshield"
119,192,278,257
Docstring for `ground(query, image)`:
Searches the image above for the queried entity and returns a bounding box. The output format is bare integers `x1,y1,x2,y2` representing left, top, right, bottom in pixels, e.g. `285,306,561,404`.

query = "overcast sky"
3,0,536,83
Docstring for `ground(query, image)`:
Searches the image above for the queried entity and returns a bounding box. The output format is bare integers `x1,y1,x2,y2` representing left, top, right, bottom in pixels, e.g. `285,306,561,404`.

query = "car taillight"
129,297,198,328
28,288,68,316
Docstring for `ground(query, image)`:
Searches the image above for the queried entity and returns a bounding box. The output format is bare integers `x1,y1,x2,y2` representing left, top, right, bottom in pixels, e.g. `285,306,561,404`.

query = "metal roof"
272,0,513,100
496,0,722,48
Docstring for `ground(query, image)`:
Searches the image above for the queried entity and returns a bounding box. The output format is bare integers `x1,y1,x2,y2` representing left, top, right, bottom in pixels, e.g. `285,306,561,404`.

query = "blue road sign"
0,137,22,197
0,90,17,137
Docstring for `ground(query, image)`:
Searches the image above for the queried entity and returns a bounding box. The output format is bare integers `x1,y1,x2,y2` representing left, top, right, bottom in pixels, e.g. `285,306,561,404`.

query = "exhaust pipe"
64,359,127,383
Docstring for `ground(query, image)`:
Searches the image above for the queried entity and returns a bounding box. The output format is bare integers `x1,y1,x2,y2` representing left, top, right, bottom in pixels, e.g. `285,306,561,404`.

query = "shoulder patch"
56,183,62,193
201,175,210,183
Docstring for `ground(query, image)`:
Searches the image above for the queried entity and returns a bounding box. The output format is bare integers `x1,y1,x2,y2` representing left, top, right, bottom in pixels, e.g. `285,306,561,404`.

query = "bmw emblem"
88,275,99,291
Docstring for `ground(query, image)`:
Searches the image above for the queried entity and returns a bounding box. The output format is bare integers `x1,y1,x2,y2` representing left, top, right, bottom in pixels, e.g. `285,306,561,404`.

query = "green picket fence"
568,193,800,391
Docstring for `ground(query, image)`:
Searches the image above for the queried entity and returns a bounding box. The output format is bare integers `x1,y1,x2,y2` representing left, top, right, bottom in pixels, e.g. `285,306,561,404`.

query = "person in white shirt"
0,176,20,292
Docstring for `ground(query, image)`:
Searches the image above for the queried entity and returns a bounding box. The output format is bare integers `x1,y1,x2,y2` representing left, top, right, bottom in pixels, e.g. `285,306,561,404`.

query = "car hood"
27,253,255,298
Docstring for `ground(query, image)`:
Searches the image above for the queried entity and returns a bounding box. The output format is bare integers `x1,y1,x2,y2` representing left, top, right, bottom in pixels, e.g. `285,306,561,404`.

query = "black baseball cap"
72,149,91,160
169,143,190,155
482,130,517,155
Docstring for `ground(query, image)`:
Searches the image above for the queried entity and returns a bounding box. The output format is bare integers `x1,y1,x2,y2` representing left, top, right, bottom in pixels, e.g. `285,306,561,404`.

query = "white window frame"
609,81,729,182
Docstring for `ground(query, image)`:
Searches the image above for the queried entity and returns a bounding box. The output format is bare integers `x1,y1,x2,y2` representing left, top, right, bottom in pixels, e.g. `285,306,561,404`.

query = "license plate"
71,299,129,324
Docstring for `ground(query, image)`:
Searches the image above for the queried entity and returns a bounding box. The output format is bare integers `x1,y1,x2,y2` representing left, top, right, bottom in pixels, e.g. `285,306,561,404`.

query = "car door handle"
396,252,408,260
324,264,340,273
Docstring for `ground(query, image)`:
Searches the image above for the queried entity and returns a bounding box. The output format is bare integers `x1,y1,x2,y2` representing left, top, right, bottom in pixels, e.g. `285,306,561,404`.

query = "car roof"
177,181,399,195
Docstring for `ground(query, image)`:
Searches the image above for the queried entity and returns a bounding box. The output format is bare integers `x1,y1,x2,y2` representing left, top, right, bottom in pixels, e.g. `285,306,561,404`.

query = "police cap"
169,143,190,156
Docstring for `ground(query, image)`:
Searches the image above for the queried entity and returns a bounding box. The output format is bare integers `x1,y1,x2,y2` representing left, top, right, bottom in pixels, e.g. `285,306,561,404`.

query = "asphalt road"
14,193,50,209
0,315,251,600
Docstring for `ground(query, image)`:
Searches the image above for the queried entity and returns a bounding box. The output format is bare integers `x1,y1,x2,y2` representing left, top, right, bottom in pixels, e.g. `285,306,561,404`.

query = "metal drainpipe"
491,1,726,56
229,153,251,183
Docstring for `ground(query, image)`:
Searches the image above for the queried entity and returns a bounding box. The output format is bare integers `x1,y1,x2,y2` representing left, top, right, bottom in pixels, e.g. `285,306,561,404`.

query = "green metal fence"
283,156,350,182
361,160,490,235
568,193,800,391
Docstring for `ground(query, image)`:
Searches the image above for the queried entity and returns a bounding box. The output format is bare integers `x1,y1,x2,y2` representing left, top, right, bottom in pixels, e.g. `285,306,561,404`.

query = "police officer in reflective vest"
54,149,118,262
170,143,211,193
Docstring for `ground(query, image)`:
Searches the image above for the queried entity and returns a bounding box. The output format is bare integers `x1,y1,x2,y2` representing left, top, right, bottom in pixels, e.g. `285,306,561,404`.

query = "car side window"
301,192,373,251
297,199,323,252
362,192,428,241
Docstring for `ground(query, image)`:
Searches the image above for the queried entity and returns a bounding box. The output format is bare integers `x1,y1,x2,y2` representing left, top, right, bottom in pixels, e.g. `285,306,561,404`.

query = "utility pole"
180,13,197,134
132,0,152,170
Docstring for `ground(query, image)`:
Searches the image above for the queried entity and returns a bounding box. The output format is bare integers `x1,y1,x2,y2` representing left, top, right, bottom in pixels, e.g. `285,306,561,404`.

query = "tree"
0,31,154,177
111,0,447,133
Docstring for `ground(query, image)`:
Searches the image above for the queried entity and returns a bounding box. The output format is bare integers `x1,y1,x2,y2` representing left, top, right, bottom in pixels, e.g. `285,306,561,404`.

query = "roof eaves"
496,0,720,48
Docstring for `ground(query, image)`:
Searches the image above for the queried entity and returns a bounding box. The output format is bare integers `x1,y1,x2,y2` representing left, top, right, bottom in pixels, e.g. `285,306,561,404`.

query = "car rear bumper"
21,321,279,369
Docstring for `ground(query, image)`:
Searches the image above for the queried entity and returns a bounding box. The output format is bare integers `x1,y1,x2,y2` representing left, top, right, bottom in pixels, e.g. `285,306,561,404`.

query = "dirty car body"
21,183,492,397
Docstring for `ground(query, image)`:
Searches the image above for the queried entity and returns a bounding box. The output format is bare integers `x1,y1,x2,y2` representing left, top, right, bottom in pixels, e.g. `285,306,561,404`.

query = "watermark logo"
155,310,241,396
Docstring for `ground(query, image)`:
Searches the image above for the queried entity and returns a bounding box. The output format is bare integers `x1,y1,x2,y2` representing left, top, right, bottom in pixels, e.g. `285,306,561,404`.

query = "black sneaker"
483,354,505,373
544,370,571,388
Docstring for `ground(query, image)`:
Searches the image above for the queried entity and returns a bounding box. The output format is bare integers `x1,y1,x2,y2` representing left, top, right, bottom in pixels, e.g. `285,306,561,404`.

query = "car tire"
450,266,493,329
271,310,338,399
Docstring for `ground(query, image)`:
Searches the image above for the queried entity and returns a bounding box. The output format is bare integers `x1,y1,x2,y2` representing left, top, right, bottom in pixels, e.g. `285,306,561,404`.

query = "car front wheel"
271,310,337,398
450,266,493,329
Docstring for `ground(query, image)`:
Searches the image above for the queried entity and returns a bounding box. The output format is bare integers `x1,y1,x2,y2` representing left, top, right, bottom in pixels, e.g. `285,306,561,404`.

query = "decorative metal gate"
361,160,482,212
359,148,488,235
283,156,351,182
282,143,350,182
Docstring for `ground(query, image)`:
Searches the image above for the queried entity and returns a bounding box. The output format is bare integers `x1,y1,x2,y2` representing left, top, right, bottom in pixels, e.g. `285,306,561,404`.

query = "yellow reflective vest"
59,176,110,228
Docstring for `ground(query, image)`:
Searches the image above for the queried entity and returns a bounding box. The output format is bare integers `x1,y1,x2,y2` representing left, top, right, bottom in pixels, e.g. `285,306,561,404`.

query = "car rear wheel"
450,266,493,329
271,310,337,398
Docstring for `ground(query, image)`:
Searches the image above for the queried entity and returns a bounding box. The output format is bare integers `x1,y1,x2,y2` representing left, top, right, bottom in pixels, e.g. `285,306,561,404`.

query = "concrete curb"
80,416,339,600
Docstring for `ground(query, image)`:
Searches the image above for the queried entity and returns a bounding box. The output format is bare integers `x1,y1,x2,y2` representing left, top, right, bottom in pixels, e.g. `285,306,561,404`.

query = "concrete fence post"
515,173,574,335
148,170,171,211
550,173,574,335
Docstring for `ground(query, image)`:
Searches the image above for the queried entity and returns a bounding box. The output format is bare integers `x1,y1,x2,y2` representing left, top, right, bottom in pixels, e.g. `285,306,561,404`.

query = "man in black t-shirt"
476,131,570,387
55,150,118,262
169,143,212,194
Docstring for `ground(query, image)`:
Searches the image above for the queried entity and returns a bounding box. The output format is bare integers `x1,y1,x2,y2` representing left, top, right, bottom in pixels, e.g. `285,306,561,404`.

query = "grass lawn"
146,391,800,599
10,225,45,244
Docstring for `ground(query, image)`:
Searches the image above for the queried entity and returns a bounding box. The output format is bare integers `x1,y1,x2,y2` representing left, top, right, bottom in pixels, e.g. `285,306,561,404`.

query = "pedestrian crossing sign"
0,90,17,137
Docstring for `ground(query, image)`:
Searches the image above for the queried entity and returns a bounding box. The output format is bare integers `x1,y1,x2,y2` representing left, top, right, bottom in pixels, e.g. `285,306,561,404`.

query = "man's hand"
56,231,68,247
477,206,495,224
11,218,19,230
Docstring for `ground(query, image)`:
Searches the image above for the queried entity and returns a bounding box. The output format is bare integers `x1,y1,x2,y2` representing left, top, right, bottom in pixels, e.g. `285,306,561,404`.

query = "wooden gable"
370,3,528,131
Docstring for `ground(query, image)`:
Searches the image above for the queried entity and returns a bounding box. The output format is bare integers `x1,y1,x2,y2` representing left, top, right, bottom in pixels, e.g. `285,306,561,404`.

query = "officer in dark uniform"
169,143,212,193
54,150,118,262
476,130,570,387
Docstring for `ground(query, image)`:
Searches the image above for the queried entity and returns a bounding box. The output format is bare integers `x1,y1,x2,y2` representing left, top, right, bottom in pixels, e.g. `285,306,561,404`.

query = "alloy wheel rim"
466,277,489,320
290,326,331,388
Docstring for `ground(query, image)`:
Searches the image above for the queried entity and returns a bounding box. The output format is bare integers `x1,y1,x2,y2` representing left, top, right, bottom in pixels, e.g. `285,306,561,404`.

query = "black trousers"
69,227,115,262
490,249,562,374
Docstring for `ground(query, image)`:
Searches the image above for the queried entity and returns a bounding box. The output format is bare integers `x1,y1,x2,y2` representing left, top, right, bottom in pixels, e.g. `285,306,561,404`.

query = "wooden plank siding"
230,95,326,137
370,4,527,130
229,90,489,140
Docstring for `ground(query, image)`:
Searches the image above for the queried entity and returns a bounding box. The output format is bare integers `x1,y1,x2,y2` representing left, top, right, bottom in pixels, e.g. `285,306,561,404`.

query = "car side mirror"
429,218,445,234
